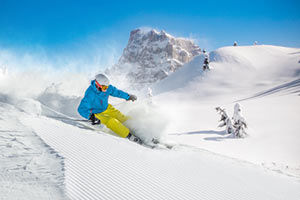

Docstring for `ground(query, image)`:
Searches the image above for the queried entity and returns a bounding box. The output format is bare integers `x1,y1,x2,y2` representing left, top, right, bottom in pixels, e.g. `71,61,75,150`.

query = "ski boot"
127,133,143,144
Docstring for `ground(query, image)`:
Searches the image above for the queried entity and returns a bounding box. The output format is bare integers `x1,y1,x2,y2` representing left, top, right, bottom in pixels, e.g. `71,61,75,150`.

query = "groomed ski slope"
1,45,300,199
20,112,300,200
0,102,67,200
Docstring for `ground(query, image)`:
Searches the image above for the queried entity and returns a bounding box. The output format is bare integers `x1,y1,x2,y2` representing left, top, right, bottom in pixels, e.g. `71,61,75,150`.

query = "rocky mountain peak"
107,28,202,88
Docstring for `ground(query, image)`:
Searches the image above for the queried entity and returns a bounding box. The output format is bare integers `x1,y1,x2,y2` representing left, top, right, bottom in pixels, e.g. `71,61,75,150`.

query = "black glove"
127,94,137,102
89,114,101,125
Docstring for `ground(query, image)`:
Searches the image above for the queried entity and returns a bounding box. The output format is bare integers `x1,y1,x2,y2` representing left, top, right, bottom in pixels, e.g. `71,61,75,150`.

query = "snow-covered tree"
232,103,248,137
233,41,238,46
216,107,233,134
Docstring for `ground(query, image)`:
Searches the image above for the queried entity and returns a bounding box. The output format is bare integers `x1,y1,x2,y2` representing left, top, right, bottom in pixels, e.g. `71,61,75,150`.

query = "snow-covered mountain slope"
106,28,202,88
1,44,300,199
151,55,205,94
240,78,300,100
209,45,300,91
153,45,300,99
18,104,300,200
150,45,300,177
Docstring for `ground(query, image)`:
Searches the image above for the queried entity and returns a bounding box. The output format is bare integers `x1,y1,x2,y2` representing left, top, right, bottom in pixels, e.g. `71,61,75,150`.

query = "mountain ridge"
106,28,202,88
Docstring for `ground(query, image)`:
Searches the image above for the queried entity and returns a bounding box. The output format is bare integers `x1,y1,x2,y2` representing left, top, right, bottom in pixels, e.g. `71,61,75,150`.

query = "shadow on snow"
170,130,238,142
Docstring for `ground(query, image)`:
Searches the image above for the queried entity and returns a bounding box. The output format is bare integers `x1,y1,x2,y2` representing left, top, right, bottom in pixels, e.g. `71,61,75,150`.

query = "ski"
46,114,174,150
151,138,174,149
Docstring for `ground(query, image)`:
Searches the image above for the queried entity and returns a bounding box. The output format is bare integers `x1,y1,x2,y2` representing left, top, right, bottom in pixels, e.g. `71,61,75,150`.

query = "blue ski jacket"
78,80,130,119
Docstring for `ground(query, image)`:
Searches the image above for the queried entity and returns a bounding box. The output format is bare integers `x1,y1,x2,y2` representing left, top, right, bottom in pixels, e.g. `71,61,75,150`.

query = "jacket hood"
91,80,100,93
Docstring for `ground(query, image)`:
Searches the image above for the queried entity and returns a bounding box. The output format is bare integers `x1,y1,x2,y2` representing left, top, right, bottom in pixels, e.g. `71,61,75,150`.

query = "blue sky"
0,0,299,62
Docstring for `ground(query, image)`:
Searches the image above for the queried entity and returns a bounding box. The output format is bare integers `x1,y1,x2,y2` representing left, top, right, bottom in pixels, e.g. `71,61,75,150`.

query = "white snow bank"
21,113,300,200
0,94,42,116
210,45,300,86
0,102,67,200
36,83,82,118
152,55,205,94
150,45,300,178
0,68,89,99
155,93,300,178
14,98,42,116
118,101,169,143
153,45,300,100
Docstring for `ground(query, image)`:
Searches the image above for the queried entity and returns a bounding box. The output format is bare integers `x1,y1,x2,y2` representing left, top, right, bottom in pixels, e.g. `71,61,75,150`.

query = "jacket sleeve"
109,85,130,100
78,88,94,119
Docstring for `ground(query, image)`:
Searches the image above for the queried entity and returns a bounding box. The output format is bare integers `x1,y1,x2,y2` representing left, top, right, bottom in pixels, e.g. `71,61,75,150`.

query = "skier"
203,57,210,71
147,87,153,104
77,73,141,143
148,87,153,98
232,103,247,137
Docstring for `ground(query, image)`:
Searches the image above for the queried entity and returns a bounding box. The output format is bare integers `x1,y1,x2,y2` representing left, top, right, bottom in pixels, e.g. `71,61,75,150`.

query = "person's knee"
94,113,109,124
107,118,130,138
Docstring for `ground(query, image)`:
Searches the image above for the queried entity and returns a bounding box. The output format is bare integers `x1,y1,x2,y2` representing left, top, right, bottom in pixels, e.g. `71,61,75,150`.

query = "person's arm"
109,85,130,99
109,85,137,101
78,88,94,119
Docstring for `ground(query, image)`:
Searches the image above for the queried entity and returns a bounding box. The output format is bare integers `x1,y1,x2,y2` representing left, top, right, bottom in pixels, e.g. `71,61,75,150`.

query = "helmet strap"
95,80,102,91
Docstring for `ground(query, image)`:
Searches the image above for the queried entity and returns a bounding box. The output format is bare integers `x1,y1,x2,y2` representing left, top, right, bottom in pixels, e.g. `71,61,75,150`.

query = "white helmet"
95,73,110,86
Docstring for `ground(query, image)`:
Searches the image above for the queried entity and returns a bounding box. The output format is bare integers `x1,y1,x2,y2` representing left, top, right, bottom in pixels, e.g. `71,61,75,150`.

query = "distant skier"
147,87,153,104
232,103,247,137
202,49,210,71
78,73,141,143
203,57,210,71
216,107,233,134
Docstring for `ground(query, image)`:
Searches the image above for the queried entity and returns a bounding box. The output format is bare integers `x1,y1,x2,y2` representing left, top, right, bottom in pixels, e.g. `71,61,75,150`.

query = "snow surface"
1,45,300,199
153,45,300,177
0,102,67,200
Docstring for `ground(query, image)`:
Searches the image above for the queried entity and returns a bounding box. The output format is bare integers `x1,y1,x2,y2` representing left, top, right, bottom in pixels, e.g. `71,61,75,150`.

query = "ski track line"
26,119,186,200
24,117,213,200
48,139,214,200
12,117,284,200
39,130,128,200
39,127,192,200
23,115,300,200
50,128,230,200
21,115,300,200
50,121,206,200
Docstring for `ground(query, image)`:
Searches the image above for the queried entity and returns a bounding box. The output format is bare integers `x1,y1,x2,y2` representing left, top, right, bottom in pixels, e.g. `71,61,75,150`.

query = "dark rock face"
107,29,201,88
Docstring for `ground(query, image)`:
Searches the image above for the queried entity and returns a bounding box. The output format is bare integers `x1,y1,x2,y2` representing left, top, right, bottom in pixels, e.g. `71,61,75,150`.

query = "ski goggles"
95,80,109,91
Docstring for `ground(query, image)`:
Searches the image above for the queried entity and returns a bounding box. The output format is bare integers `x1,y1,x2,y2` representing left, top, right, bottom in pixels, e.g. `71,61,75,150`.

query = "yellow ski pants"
94,104,130,138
